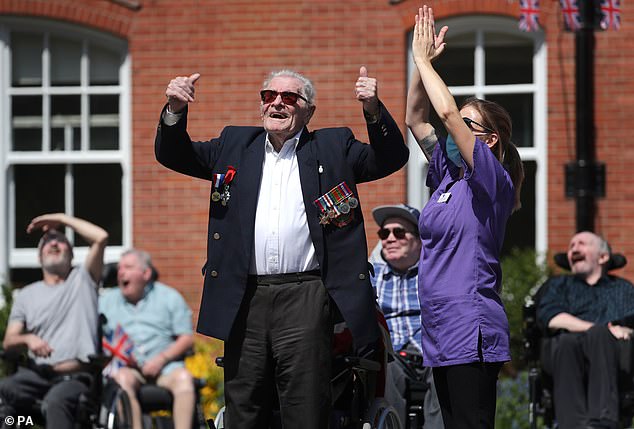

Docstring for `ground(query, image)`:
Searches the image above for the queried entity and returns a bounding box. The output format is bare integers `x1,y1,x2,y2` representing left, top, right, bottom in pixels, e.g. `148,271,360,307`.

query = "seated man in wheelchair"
99,248,196,429
370,204,443,429
0,213,108,429
536,231,634,429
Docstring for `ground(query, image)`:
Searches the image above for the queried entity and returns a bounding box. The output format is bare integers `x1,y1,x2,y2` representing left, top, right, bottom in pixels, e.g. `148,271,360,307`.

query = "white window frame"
406,16,547,255
0,17,132,281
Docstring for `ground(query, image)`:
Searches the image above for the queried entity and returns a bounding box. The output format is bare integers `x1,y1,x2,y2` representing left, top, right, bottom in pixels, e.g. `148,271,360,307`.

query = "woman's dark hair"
460,97,525,212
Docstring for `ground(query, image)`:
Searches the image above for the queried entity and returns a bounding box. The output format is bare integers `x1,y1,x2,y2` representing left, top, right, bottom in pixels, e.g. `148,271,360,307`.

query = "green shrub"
0,284,14,378
500,248,552,370
495,248,554,428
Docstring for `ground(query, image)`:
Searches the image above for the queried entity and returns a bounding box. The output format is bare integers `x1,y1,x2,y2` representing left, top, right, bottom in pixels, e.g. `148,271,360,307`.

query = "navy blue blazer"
155,103,408,348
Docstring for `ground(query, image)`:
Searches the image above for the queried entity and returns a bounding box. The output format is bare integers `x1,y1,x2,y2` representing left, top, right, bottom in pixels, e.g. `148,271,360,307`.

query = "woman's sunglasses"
377,227,412,240
260,90,307,105
463,117,495,134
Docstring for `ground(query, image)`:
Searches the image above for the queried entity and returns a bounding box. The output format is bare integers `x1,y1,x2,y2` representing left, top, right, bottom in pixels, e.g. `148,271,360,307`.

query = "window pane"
436,49,474,87
502,161,536,255
90,95,119,150
486,93,533,148
90,44,120,85
51,126,80,151
435,32,474,86
14,164,65,248
50,36,81,86
11,32,42,87
12,95,42,151
485,33,533,85
51,95,80,151
428,95,473,139
9,268,43,288
73,164,122,245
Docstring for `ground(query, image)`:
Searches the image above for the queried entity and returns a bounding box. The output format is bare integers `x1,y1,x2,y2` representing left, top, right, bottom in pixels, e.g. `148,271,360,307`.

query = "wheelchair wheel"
364,398,402,429
102,386,133,429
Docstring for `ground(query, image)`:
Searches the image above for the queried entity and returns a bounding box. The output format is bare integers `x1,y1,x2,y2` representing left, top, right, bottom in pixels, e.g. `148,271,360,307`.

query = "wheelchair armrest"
0,347,28,367
193,377,207,390
619,337,634,374
343,356,381,372
86,353,111,370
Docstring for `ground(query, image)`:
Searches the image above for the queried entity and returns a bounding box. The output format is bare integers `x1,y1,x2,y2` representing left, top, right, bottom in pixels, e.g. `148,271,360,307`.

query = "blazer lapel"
296,128,325,263
239,132,266,257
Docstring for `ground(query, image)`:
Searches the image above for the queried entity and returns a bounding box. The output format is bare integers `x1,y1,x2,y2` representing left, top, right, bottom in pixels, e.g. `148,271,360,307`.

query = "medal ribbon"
313,182,357,215
213,174,225,192
224,166,236,185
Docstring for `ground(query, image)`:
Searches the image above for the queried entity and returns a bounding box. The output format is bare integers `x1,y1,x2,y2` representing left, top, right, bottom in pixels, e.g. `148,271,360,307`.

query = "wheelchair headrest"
100,261,160,288
553,252,627,271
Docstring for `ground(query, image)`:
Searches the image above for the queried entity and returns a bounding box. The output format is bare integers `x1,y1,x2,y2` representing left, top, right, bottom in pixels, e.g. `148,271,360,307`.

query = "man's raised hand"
166,73,201,114
355,66,379,116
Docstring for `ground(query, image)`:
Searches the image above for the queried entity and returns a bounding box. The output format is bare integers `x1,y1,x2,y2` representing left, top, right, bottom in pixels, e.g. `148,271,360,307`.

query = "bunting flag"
519,0,541,31
560,0,582,31
102,324,135,377
600,0,621,30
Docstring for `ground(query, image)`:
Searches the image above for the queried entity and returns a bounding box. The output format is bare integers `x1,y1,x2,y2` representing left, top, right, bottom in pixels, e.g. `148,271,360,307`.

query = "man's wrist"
363,108,380,124
163,107,183,126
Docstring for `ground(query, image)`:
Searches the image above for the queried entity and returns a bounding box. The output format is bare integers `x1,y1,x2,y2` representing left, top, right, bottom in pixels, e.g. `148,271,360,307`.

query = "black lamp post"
565,0,605,232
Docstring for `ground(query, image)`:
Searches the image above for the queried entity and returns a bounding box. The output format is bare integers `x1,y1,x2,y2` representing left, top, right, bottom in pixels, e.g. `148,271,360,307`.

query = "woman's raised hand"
412,5,448,66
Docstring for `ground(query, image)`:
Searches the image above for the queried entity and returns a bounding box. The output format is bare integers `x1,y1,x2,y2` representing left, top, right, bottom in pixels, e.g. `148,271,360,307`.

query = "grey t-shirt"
9,266,98,365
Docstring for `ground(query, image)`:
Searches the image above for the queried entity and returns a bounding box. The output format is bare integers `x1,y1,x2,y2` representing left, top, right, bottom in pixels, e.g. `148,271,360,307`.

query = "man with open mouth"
156,67,408,428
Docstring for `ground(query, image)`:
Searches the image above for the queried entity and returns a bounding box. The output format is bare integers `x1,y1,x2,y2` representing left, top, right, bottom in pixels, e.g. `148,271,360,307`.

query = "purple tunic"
418,137,514,367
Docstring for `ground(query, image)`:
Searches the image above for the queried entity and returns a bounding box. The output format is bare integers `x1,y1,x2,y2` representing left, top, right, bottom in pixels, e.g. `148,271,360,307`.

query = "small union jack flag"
600,0,621,30
519,0,541,32
102,324,136,377
560,0,582,31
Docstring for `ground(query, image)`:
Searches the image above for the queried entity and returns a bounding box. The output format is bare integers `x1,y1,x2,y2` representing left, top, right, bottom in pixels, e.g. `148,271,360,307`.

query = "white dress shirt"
162,109,318,275
249,131,319,275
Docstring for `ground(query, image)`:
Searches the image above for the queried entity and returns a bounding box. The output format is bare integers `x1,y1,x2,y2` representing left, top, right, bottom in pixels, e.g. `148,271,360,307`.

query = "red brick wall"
2,0,634,316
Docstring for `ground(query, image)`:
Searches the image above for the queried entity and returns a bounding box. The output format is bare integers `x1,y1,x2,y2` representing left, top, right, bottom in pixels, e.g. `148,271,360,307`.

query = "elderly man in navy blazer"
155,67,408,429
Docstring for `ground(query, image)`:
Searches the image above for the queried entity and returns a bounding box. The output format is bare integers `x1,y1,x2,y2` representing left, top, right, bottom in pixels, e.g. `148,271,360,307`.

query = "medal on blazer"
220,166,236,206
313,181,358,227
211,166,236,206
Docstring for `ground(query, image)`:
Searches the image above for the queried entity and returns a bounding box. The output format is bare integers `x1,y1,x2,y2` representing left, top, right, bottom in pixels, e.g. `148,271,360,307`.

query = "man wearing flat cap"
370,204,443,428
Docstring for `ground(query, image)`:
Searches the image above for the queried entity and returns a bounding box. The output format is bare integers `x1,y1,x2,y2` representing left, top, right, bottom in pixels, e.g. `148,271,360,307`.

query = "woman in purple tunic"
406,6,525,429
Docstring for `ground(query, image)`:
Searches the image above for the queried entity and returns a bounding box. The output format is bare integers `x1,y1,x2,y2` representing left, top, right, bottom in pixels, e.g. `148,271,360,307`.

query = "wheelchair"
113,369,208,429
522,251,634,429
0,315,133,429
388,348,430,429
100,262,209,429
211,311,402,429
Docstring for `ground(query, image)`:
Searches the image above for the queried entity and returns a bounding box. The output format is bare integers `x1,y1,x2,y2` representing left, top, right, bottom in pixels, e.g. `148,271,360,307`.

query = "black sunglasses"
463,117,495,134
377,227,412,240
260,90,308,105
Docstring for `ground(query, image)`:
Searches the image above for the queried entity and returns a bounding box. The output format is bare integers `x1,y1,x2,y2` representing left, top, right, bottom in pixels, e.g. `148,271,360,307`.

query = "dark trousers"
385,345,444,429
432,362,502,429
224,272,334,429
0,366,90,429
542,325,622,429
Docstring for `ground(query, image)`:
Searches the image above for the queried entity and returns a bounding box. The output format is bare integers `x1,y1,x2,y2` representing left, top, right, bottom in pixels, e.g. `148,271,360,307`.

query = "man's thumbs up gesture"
355,66,379,118
166,73,201,113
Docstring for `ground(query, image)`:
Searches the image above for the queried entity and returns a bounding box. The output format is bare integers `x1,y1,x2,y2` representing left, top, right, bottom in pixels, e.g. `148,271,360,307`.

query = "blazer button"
213,232,221,240
358,273,366,280
210,270,218,278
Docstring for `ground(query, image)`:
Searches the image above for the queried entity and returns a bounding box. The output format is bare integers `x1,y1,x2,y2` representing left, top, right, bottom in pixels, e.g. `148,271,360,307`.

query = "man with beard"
536,231,634,429
0,213,108,429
